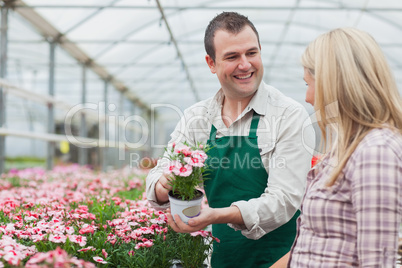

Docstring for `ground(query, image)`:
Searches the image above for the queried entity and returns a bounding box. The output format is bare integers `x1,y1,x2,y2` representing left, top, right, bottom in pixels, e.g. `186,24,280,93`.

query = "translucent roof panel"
3,0,402,136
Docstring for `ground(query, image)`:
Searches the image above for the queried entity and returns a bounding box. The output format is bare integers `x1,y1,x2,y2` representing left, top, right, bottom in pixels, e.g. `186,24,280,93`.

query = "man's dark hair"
204,12,260,62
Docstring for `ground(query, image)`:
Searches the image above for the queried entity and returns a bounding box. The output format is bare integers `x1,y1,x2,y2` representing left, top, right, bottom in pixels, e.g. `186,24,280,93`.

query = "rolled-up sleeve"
229,105,315,239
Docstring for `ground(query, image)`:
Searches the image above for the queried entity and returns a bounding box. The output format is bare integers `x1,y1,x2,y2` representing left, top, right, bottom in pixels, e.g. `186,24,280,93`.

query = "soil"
169,189,203,200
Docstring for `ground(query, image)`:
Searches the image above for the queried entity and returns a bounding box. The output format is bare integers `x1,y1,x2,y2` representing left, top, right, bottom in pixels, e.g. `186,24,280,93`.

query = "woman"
272,28,402,267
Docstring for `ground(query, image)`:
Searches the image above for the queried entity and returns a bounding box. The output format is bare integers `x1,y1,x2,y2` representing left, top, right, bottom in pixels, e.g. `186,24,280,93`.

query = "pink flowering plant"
0,164,217,267
164,142,211,201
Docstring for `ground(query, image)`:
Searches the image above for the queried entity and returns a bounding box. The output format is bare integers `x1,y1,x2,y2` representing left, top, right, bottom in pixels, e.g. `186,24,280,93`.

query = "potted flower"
163,142,210,224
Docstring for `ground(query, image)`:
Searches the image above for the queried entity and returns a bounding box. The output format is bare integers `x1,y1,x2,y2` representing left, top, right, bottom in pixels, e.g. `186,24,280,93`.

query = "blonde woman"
272,28,402,267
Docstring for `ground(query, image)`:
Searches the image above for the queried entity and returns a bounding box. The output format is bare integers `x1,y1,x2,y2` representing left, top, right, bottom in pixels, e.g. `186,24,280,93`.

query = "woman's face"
303,68,315,105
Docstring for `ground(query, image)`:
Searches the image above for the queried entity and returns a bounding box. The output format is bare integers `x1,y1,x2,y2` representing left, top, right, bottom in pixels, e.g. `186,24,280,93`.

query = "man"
146,12,314,267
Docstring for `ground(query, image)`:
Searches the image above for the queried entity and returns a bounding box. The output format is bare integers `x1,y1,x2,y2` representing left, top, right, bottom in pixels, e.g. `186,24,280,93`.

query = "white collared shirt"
146,81,315,239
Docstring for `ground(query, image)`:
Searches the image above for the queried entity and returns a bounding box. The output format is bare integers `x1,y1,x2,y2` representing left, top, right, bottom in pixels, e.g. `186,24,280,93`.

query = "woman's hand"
167,207,215,233
167,205,244,233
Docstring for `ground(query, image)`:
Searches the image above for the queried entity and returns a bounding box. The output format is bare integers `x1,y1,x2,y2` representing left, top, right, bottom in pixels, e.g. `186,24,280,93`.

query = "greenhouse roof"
2,0,402,142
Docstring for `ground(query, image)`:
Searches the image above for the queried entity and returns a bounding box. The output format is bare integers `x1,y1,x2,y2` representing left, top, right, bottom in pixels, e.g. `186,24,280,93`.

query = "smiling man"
146,12,314,267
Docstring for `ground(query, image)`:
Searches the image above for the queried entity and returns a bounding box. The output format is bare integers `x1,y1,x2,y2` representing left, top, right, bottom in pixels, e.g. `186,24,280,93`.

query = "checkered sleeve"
350,143,401,267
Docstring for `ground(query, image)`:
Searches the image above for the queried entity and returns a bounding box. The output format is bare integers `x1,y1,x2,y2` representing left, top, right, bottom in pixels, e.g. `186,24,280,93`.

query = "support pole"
130,101,136,144
117,92,125,169
129,101,139,165
0,5,8,173
145,110,151,157
78,64,87,166
46,41,56,170
101,80,109,172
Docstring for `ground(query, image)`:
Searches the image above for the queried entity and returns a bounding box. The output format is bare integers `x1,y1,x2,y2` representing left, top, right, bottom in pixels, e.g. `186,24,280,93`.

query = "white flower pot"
168,190,204,224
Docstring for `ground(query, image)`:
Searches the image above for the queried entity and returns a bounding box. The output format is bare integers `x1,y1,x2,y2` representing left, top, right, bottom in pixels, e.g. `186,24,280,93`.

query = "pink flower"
51,224,65,234
65,226,75,235
68,235,87,247
93,256,107,264
5,223,15,232
24,216,37,222
190,230,210,238
78,246,95,252
48,234,67,243
26,247,96,268
178,164,193,177
135,240,153,249
174,144,192,156
78,205,88,211
70,258,96,268
79,225,95,235
192,150,208,161
184,153,206,167
108,218,125,226
102,249,108,259
71,213,81,219
164,160,181,176
3,250,21,266
31,234,45,242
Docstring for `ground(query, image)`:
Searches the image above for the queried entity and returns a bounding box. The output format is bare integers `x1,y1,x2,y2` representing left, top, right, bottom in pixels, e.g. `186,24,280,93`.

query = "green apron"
204,111,299,268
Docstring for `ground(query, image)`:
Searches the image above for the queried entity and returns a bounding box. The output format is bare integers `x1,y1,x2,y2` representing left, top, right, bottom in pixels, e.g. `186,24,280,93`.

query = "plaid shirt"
289,127,402,267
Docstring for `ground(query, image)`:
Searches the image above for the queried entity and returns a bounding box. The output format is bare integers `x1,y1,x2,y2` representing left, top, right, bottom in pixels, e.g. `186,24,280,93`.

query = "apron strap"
209,110,260,140
249,111,260,138
209,124,217,141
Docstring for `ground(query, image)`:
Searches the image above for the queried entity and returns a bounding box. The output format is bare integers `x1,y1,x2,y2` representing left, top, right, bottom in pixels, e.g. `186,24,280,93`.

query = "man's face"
205,26,263,101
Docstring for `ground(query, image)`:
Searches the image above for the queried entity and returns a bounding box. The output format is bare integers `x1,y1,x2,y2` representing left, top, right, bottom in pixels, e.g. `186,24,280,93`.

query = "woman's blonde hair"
301,27,402,186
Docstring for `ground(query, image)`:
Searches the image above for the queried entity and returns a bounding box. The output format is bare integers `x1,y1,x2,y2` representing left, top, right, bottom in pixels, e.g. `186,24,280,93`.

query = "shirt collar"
206,88,224,121
207,82,269,121
248,82,268,116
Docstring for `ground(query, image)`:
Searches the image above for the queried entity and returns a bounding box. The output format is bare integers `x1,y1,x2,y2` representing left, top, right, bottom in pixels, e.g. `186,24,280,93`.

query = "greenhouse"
0,0,401,267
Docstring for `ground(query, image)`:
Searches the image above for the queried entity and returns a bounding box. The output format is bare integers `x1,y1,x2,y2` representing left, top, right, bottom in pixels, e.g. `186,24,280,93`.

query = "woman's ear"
205,55,216,74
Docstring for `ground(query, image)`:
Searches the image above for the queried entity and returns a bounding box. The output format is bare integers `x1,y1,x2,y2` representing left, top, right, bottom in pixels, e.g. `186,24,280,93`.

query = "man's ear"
205,55,216,74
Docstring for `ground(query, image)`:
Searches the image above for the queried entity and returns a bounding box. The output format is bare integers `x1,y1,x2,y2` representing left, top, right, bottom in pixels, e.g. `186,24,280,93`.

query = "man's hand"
167,207,216,233
155,175,172,204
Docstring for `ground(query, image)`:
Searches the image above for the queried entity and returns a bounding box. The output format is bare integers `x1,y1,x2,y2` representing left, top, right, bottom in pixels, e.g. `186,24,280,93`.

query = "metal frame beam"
155,0,200,102
62,0,122,36
8,5,402,11
6,0,151,113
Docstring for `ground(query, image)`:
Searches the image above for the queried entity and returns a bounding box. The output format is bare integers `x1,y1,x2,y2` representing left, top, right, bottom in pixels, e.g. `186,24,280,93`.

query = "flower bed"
0,165,216,267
